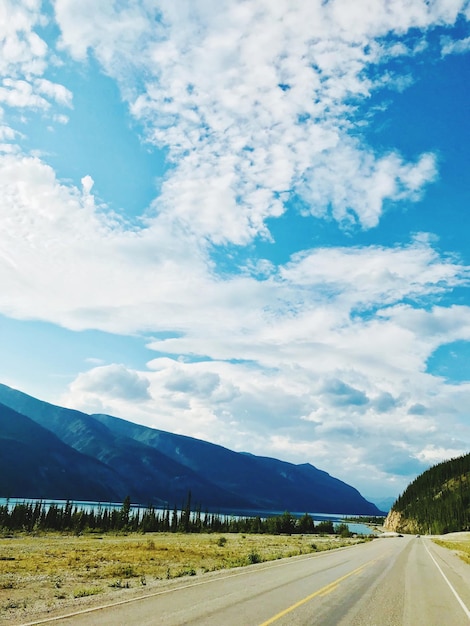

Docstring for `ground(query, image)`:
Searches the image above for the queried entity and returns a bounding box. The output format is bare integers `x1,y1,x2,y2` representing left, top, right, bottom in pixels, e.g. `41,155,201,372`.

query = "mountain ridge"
0,383,382,514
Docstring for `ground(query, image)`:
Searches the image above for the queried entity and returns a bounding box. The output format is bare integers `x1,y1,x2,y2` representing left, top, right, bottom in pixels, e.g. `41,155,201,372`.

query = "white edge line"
424,539,470,621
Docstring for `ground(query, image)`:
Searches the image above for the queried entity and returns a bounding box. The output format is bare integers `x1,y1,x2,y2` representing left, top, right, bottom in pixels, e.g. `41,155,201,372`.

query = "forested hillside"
385,453,470,534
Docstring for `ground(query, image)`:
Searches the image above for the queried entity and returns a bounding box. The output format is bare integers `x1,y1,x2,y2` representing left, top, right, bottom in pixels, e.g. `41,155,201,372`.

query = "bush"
247,551,261,564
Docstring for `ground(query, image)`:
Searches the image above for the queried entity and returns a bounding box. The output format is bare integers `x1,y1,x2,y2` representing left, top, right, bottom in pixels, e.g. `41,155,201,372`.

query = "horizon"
0,1,469,500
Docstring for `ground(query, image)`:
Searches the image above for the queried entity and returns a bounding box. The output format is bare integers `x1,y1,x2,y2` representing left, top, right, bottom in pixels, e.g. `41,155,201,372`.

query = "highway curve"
24,535,470,626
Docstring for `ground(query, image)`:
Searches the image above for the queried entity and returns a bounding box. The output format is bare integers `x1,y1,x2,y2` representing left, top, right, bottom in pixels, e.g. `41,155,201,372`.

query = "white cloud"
0,78,50,109
81,174,94,195
298,149,437,228
54,0,150,67
415,444,468,464
320,379,370,408
34,77,73,107
0,0,47,78
53,0,462,243
441,34,470,55
164,369,221,397
0,125,18,141
0,153,213,332
0,1,73,145
67,363,151,405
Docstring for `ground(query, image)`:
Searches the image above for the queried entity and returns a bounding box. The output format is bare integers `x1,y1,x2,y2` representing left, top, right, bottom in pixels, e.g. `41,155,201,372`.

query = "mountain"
385,453,470,534
92,413,376,513
365,495,396,513
0,403,124,501
0,386,250,509
0,383,381,514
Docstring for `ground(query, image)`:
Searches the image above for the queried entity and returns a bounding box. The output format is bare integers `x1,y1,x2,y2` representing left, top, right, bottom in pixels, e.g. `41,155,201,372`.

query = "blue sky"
0,1,469,503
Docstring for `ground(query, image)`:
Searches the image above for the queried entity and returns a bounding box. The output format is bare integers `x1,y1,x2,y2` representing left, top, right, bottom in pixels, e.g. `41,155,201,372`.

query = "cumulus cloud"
52,0,459,243
81,174,94,195
0,153,211,331
415,444,468,464
0,0,73,146
296,145,438,229
67,363,151,405
321,379,370,408
372,392,399,413
441,34,470,55
408,403,428,415
0,0,47,78
34,78,73,107
165,369,221,397
0,78,50,109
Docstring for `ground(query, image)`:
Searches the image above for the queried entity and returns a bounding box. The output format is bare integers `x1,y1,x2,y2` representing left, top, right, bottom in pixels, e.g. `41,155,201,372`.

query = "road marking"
319,583,338,596
424,540,470,621
258,559,375,625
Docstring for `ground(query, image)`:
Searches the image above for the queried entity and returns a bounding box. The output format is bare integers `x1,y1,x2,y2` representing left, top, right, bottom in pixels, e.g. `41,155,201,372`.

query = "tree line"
0,494,352,536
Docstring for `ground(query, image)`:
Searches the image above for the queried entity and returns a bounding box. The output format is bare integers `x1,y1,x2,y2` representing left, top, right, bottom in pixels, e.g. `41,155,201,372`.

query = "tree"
335,522,352,538
298,513,315,534
181,491,192,532
120,495,131,529
316,520,334,534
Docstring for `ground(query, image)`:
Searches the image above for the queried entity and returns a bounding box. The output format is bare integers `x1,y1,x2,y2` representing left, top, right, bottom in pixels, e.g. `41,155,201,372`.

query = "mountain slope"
0,383,381,514
385,453,470,534
0,385,251,509
91,414,380,514
0,403,123,501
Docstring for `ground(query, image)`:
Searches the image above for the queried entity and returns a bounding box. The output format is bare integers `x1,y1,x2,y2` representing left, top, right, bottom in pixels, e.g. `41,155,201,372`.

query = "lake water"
0,498,380,535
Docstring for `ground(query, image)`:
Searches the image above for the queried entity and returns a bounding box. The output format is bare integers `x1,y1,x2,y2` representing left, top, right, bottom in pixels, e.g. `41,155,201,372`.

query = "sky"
0,0,469,504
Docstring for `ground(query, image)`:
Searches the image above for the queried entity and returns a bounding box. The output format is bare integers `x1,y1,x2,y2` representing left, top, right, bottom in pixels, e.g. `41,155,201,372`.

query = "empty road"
25,535,470,626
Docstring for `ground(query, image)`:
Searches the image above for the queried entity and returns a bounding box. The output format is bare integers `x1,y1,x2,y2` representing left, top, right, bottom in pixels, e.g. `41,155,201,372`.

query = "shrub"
73,587,103,598
248,551,261,564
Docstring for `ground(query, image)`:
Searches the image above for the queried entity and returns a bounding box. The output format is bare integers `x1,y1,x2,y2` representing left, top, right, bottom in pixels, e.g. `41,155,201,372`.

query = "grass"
0,531,369,624
433,536,470,565
72,586,103,598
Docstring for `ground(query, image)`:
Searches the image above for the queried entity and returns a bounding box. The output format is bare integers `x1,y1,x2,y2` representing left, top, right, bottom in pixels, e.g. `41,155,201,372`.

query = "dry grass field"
0,531,368,624
433,532,470,565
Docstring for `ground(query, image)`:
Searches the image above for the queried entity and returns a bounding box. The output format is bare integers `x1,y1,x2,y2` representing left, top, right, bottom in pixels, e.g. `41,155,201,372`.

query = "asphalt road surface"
26,535,470,626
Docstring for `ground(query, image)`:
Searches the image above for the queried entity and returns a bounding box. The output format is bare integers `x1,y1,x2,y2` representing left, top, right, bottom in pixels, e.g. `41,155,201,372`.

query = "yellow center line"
319,583,338,596
258,558,376,625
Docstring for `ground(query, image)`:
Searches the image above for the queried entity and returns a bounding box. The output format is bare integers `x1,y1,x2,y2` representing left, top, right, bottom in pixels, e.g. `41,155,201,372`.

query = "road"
25,535,470,626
